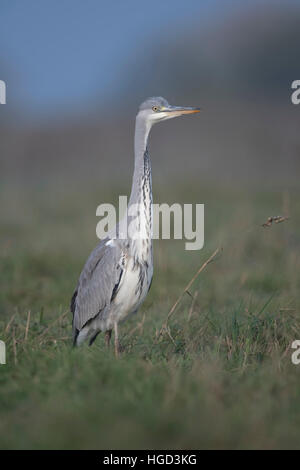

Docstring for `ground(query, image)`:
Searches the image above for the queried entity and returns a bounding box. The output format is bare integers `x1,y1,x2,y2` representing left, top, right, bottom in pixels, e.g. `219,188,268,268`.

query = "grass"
0,181,300,449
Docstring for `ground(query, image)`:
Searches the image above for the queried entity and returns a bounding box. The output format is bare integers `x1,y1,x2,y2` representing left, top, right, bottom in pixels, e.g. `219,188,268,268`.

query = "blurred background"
1,0,300,192
1,0,300,307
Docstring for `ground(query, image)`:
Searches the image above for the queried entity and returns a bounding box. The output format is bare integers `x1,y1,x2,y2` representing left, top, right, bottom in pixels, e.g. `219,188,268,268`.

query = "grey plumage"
72,240,122,337
71,97,200,354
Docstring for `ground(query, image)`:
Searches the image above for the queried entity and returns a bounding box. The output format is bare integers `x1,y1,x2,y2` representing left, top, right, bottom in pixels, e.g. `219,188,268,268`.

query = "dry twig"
262,215,289,228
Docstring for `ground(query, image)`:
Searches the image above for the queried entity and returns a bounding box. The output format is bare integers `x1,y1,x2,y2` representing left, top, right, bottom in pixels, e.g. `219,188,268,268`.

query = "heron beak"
164,106,201,117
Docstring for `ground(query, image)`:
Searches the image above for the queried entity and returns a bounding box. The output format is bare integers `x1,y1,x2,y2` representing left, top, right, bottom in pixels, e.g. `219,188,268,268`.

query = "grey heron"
71,97,200,355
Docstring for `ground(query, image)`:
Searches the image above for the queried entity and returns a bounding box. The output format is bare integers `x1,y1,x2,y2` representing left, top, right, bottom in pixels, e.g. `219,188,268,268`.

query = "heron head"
137,96,200,125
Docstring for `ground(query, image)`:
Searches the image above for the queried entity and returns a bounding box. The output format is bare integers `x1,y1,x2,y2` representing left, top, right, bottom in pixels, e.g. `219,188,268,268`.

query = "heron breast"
112,256,152,321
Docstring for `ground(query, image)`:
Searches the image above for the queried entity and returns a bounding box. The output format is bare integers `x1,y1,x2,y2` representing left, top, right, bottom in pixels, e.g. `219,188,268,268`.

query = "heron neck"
129,116,152,206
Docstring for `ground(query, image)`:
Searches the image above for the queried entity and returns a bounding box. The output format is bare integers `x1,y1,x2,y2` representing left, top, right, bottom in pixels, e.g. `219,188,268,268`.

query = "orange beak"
164,106,201,117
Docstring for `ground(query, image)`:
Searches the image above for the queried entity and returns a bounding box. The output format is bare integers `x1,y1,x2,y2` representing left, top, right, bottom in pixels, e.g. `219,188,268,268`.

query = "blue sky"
0,0,247,117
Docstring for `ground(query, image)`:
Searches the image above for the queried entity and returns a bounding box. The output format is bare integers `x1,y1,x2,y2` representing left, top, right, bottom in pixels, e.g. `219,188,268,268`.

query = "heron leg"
105,329,112,348
75,325,90,346
89,330,100,346
114,322,120,358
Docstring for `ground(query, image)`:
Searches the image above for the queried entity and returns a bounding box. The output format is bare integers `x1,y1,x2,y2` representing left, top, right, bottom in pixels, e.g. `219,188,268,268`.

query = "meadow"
0,181,299,449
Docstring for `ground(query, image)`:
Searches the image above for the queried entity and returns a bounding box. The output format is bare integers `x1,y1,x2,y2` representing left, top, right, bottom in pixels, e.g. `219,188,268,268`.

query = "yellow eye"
152,106,159,112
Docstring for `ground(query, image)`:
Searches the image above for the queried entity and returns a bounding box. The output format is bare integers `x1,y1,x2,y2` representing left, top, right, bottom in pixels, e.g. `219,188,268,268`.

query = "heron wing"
71,238,123,332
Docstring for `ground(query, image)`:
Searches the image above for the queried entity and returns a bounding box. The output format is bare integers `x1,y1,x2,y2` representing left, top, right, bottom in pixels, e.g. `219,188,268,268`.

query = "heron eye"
152,106,159,112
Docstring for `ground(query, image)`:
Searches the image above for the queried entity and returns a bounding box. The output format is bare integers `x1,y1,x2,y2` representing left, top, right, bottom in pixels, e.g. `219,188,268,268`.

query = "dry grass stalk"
158,247,221,338
12,327,18,365
38,310,69,339
25,310,31,342
5,313,16,334
127,314,146,339
188,290,199,321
